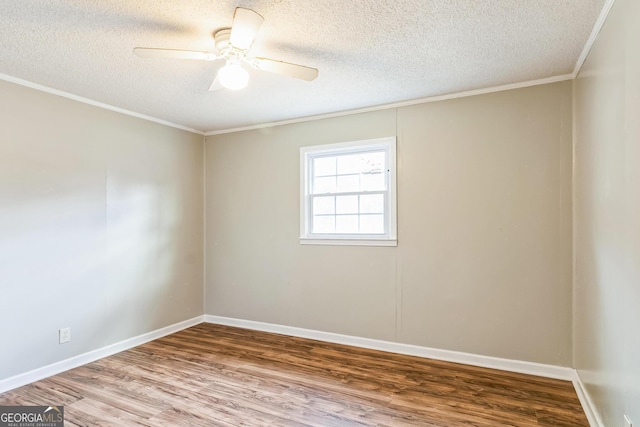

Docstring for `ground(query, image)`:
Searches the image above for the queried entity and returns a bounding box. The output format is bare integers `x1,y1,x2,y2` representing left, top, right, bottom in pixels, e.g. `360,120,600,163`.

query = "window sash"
309,191,388,236
309,148,388,196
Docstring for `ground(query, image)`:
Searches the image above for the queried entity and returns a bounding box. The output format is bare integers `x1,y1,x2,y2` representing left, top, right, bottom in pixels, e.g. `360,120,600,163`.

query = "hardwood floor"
0,323,588,426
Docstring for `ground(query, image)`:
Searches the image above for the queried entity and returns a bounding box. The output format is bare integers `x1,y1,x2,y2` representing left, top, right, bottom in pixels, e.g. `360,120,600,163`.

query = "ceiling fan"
133,7,319,91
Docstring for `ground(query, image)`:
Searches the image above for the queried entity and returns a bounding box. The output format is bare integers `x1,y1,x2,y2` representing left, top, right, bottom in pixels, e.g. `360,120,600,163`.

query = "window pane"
314,156,336,176
313,215,335,233
313,196,335,214
336,215,358,233
336,174,360,192
313,176,336,194
361,151,385,174
361,171,385,191
360,194,384,213
336,154,362,174
360,214,384,234
336,195,358,214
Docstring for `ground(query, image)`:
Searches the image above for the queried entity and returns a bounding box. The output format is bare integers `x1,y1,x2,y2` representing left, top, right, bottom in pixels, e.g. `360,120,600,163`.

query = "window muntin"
300,137,397,246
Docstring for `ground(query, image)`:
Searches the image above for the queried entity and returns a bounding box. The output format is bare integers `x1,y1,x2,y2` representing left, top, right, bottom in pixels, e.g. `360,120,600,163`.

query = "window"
300,137,397,246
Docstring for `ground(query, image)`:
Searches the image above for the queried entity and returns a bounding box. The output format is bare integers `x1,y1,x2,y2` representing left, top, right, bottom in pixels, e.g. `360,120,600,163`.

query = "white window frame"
300,136,397,246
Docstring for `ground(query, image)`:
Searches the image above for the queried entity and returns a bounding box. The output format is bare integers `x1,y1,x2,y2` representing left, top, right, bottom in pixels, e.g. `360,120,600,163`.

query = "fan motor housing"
214,29,231,53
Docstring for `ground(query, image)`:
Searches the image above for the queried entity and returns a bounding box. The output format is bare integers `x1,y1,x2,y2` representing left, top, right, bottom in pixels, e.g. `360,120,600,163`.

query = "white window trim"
299,136,397,247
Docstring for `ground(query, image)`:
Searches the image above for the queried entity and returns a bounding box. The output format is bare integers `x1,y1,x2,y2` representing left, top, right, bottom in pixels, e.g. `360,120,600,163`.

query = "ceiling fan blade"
251,58,319,81
229,8,264,50
133,48,219,61
208,76,224,92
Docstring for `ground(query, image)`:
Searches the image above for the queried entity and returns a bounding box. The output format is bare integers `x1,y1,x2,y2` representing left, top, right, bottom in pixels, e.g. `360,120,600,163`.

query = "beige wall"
573,0,640,424
205,111,399,340
205,81,573,366
0,80,204,380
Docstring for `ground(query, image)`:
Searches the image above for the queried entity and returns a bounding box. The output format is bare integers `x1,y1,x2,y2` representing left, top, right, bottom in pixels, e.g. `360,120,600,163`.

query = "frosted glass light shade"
217,63,249,90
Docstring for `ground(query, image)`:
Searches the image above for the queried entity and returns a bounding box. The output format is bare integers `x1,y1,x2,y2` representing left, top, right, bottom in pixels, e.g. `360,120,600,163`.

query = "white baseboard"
3,313,594,425
572,371,604,427
0,315,204,394
203,315,575,381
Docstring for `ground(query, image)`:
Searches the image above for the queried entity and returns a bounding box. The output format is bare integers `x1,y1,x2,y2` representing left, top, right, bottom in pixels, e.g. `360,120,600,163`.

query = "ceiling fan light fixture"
134,7,318,92
217,62,249,90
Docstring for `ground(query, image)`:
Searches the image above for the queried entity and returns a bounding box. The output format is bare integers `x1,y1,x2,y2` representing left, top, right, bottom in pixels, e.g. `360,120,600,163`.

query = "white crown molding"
0,315,204,394
572,371,605,427
204,315,575,381
205,74,574,136
0,73,205,135
572,0,617,78
0,70,588,138
0,71,574,138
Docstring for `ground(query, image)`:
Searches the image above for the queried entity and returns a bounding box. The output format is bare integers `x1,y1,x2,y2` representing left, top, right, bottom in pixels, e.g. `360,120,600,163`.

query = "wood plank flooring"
0,323,589,426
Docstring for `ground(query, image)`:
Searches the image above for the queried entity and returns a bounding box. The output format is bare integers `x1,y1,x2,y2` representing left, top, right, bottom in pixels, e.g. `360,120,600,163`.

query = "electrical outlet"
625,415,633,427
59,327,71,344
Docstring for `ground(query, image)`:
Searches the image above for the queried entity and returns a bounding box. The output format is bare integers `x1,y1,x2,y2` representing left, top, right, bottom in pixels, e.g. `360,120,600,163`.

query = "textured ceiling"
0,0,606,133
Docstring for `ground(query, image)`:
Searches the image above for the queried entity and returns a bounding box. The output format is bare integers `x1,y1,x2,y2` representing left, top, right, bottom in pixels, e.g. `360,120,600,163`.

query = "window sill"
299,238,397,247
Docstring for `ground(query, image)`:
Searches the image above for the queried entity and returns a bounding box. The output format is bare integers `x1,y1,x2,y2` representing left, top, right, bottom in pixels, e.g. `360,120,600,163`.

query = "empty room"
0,0,638,426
